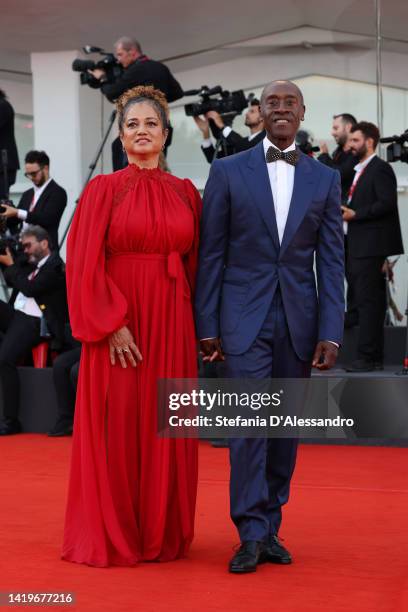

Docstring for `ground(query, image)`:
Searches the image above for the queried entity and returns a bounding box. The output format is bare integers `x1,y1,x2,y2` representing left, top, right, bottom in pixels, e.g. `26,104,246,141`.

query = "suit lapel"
245,143,280,251
35,179,54,209
279,153,317,258
349,155,377,207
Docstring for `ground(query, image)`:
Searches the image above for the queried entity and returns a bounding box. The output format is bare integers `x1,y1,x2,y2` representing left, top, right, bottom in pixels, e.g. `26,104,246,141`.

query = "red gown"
62,164,201,567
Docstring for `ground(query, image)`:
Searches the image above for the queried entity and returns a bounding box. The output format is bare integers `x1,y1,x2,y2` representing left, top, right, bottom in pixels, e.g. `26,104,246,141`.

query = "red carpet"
1,437,408,612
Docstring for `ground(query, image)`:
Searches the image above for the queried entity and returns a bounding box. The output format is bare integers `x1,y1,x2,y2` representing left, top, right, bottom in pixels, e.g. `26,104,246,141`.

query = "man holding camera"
0,226,68,435
89,36,183,103
194,99,265,163
0,150,67,251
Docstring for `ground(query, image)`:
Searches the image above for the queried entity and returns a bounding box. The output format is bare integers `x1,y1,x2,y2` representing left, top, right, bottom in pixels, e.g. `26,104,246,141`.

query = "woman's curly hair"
116,85,169,133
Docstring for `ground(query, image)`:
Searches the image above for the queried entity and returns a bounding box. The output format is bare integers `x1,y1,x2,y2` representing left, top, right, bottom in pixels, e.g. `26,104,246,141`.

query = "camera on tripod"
184,85,251,120
72,45,123,87
379,129,408,163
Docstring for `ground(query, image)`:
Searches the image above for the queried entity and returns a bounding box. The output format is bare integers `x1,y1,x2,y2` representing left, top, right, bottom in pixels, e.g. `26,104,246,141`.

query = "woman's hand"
108,326,143,368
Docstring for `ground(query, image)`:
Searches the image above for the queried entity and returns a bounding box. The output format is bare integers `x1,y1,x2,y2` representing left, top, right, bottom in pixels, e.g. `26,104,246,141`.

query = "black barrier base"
0,367,58,433
338,326,406,366
2,363,408,446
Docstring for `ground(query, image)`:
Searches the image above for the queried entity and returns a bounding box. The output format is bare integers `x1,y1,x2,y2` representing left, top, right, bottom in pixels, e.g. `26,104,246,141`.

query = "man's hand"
0,204,18,219
319,142,329,155
88,68,106,80
193,115,210,139
206,111,224,129
0,247,14,267
312,341,338,370
200,338,225,362
341,206,356,222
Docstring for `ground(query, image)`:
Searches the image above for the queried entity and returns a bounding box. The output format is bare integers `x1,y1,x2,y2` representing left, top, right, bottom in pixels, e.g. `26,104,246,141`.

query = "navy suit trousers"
223,289,311,542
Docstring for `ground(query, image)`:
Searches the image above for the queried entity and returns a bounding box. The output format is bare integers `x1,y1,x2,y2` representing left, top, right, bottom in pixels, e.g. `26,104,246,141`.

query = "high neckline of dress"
128,163,162,176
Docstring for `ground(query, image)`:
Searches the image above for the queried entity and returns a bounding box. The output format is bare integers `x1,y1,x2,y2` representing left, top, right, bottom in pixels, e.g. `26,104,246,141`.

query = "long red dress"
62,164,201,567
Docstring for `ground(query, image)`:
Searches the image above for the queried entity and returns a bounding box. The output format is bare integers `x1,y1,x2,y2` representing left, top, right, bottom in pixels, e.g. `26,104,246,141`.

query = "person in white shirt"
0,225,68,435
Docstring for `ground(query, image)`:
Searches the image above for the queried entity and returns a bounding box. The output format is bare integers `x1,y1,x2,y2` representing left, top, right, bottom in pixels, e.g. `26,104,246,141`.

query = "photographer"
89,37,183,104
0,226,68,435
194,99,265,163
0,150,67,251
0,89,20,200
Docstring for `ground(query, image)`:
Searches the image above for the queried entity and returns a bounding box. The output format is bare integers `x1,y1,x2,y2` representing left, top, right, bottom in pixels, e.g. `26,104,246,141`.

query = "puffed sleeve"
66,175,128,342
182,179,202,298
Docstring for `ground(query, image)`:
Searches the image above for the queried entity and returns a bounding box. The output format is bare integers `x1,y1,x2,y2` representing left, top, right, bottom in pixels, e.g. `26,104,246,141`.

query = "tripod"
396,255,408,375
1,149,9,200
212,137,231,162
59,109,117,249
0,149,12,300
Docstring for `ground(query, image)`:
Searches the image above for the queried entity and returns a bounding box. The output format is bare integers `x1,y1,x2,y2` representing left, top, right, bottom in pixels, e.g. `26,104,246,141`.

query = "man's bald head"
261,80,304,105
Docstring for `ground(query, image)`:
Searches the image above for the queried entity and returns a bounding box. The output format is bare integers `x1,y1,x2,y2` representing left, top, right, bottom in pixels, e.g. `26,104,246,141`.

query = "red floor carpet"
1,437,408,612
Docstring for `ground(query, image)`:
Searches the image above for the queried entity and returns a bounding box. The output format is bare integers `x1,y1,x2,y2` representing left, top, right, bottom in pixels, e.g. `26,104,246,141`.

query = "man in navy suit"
195,81,344,573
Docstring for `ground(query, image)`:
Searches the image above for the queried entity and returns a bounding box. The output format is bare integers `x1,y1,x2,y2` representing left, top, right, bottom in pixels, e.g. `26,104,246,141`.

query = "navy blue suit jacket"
195,143,345,361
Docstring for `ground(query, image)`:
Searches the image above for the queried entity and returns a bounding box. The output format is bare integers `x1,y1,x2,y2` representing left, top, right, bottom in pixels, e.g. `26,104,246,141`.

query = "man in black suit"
318,113,358,327
1,150,67,250
318,113,357,203
194,99,265,163
342,121,404,372
0,89,20,199
89,36,183,104
0,225,68,435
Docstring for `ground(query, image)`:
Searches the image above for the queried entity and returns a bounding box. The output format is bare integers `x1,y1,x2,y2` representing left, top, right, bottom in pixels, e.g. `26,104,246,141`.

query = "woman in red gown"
62,86,201,567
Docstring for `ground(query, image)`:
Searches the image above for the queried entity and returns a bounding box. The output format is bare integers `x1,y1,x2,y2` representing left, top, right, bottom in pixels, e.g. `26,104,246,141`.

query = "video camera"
296,130,320,156
184,85,251,120
380,129,408,163
72,46,123,87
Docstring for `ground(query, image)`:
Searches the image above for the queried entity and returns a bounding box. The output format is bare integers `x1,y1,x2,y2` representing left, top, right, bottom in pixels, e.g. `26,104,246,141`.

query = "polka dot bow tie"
265,147,299,166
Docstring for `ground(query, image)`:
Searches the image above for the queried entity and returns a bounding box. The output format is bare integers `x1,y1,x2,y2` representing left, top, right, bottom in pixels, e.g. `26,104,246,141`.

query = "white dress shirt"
263,136,296,243
17,178,52,226
14,254,50,318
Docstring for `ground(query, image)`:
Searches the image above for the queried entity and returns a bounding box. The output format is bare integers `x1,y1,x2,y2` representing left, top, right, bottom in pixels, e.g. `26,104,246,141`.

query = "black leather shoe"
0,419,22,435
229,541,266,574
47,425,73,437
345,359,375,373
264,535,292,564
